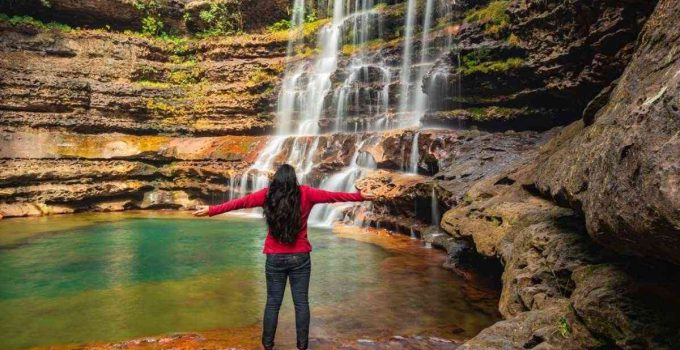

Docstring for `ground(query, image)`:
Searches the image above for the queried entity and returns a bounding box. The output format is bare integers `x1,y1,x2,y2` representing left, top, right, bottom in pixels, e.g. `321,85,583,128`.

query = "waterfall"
286,0,306,57
431,186,440,228
309,139,375,227
229,0,453,226
397,0,418,123
412,0,436,120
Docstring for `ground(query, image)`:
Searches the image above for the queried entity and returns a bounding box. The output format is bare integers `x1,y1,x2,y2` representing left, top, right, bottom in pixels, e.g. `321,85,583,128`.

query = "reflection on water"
0,212,499,349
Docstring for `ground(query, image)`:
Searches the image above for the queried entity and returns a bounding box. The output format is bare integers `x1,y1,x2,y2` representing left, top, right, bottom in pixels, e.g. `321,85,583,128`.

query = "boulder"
532,0,680,265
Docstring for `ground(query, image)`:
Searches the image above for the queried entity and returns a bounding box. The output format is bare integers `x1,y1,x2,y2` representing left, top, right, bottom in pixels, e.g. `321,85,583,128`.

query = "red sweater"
208,185,365,253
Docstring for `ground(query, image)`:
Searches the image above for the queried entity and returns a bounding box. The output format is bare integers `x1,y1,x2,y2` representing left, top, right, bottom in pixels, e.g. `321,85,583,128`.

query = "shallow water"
0,212,499,349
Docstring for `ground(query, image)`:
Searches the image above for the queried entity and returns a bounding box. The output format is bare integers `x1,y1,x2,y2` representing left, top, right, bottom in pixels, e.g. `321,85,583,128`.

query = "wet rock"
531,0,680,265
459,300,599,350
0,202,43,217
445,162,680,349
571,264,680,348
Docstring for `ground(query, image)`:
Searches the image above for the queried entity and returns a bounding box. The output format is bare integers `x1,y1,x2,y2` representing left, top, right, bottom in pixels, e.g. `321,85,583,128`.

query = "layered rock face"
0,129,267,215
0,22,286,135
0,7,288,217
423,0,657,131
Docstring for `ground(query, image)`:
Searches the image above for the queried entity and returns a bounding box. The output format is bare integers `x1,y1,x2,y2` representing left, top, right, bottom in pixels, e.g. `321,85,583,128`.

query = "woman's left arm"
193,188,268,217
307,187,374,204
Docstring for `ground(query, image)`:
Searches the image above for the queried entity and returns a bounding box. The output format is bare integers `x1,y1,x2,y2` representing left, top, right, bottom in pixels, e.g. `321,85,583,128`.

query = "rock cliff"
434,0,680,347
531,0,680,266
423,0,656,131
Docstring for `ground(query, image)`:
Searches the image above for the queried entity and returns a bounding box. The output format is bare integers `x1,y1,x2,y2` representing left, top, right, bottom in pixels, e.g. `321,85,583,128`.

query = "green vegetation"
0,14,71,32
507,33,520,46
373,2,388,12
459,48,524,75
301,18,330,37
558,316,572,337
341,38,384,56
460,57,524,74
267,6,322,34
135,80,172,89
195,1,244,37
465,0,510,36
246,69,276,87
133,0,165,36
268,19,292,32
452,106,520,122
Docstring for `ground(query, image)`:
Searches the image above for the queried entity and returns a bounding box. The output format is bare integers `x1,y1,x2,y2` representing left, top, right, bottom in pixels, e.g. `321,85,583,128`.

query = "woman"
193,164,375,350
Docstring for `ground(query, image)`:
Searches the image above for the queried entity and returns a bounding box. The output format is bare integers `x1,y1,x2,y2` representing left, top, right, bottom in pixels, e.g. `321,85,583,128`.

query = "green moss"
373,2,388,12
267,19,291,32
507,33,520,46
465,0,510,36
452,106,521,122
461,193,474,205
157,33,189,54
168,62,202,85
146,99,178,116
460,48,524,75
473,106,516,121
135,80,172,89
341,38,384,56
246,69,276,87
0,14,72,32
302,18,330,37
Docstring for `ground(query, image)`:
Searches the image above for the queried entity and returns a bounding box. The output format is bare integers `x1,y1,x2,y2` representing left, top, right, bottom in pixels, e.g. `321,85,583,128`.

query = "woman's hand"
192,205,209,217
361,192,378,201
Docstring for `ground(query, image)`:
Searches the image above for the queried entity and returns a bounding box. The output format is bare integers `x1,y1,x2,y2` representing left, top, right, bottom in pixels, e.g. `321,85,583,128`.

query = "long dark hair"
263,164,302,245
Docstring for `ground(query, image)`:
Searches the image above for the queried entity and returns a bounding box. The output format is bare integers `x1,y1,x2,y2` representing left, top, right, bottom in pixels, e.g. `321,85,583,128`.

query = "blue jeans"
262,253,311,350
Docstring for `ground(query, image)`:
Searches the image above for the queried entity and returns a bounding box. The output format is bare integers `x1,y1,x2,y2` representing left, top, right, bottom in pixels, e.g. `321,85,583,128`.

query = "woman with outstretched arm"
193,163,376,350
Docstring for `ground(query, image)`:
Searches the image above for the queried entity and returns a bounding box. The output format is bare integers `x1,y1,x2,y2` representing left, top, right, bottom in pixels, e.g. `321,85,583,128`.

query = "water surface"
0,212,499,349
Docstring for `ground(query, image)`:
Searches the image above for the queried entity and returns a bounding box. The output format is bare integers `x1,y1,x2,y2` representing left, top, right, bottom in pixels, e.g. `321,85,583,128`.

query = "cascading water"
308,139,375,227
431,185,441,228
409,131,420,173
397,0,418,125
231,0,454,227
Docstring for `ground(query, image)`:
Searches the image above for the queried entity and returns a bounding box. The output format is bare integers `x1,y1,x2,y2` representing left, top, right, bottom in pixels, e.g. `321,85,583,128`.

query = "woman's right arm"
193,188,268,217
